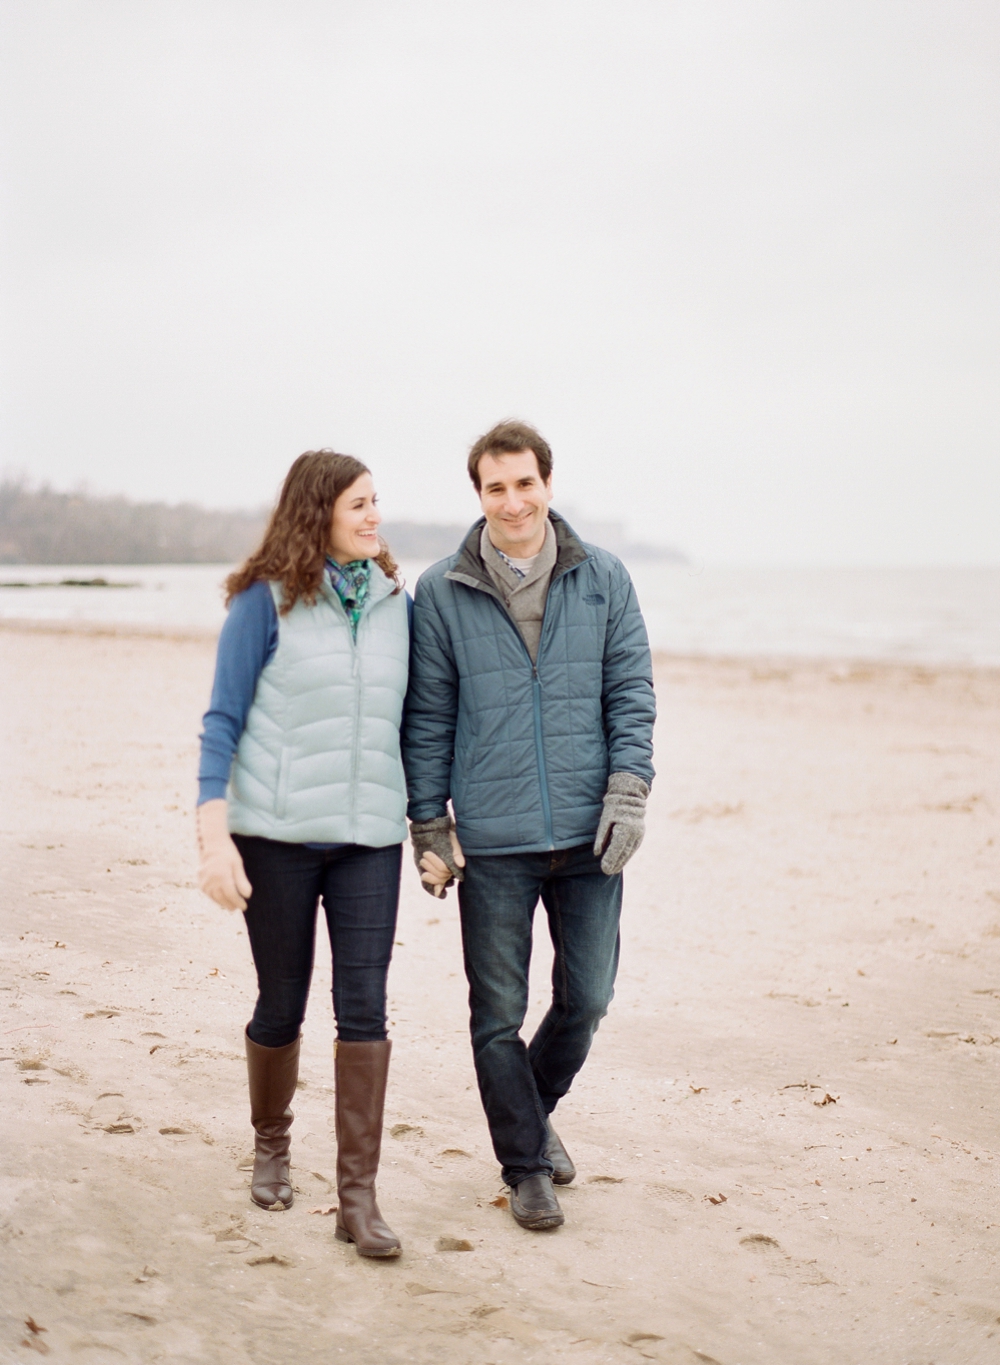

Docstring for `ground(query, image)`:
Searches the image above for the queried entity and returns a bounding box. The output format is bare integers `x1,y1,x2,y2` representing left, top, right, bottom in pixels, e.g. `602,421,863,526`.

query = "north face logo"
583,593,606,605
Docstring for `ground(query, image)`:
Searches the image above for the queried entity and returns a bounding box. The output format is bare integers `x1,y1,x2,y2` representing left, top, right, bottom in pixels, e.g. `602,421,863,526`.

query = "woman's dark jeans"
458,843,622,1188
233,836,402,1049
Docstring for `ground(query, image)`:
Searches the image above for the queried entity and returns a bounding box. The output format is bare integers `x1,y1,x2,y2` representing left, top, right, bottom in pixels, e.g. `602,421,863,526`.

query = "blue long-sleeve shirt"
198,580,278,805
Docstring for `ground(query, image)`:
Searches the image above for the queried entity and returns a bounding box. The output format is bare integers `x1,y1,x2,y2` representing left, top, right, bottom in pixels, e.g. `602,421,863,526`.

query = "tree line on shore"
0,480,683,566
0,481,474,565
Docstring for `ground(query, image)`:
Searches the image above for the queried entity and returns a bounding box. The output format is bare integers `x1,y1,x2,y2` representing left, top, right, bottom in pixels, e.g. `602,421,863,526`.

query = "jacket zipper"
447,532,586,854
531,668,554,849
526,569,574,851
487,587,561,851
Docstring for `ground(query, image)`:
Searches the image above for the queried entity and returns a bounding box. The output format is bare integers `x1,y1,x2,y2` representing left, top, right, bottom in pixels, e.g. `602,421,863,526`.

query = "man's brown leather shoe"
510,1173,565,1230
545,1121,576,1185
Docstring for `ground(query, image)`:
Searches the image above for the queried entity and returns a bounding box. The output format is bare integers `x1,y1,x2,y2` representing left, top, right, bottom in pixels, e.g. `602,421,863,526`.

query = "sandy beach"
2,622,1000,1365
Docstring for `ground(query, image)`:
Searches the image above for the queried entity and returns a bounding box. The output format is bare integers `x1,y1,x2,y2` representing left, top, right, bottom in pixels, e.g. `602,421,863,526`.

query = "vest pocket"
275,748,291,820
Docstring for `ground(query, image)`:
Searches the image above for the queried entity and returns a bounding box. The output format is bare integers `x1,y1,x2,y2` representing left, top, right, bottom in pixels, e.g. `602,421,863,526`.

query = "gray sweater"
480,520,558,664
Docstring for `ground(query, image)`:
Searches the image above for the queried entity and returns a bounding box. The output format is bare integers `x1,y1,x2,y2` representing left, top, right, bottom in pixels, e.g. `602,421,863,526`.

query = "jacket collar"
445,510,589,595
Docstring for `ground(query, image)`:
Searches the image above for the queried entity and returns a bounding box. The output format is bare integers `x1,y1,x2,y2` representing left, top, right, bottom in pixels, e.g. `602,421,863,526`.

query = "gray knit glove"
594,773,649,875
409,816,465,896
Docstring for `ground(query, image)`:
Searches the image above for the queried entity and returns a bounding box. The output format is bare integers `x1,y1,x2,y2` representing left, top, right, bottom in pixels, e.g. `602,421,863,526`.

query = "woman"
196,450,408,1259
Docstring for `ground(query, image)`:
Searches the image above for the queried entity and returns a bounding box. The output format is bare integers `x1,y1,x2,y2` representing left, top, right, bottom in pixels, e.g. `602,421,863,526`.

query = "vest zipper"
349,618,362,845
325,581,364,844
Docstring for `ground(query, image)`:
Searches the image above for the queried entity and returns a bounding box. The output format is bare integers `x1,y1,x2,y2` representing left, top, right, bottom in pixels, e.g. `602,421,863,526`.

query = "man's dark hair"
467,420,553,491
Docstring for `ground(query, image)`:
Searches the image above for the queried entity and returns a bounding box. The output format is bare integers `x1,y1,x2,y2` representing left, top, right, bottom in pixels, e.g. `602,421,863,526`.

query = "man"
403,420,655,1231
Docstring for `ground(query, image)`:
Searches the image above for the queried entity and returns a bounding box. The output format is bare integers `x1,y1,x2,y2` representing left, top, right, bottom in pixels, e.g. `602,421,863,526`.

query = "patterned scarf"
326,557,372,639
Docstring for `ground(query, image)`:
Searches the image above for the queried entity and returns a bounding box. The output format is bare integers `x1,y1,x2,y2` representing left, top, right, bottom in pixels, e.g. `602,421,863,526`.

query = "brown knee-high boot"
334,1040,401,1257
245,1029,299,1211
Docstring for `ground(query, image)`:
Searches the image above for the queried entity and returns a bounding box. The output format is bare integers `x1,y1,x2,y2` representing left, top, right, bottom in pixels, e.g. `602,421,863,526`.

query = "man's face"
477,449,553,557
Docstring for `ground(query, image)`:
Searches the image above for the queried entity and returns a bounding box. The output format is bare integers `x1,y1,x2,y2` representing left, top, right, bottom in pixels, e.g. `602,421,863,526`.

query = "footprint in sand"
88,1092,138,1133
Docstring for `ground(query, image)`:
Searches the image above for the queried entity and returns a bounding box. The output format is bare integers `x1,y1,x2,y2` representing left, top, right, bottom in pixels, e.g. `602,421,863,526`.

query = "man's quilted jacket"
402,512,656,856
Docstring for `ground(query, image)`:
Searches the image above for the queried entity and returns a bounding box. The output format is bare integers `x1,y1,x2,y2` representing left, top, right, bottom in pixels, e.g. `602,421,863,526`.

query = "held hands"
409,816,466,899
197,799,253,911
594,773,649,875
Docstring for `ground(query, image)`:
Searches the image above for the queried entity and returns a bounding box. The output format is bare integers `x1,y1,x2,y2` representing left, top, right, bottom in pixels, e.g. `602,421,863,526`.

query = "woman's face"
328,472,382,564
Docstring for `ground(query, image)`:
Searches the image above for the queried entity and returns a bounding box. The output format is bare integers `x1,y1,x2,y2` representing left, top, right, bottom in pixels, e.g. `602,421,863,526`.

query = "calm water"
2,561,998,667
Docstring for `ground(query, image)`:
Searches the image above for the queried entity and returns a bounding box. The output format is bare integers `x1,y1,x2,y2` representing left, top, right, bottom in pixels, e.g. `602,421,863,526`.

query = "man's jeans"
458,843,622,1188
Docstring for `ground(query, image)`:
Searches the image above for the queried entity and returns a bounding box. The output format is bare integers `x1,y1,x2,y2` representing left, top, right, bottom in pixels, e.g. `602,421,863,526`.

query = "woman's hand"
419,830,466,899
409,817,466,899
197,800,252,911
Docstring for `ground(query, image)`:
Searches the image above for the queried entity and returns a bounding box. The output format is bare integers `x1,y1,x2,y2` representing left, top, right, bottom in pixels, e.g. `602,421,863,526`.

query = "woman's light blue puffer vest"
227,565,409,846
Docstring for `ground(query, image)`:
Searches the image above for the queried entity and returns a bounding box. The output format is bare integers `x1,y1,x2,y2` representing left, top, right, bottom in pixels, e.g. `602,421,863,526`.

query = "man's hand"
197,799,253,911
410,817,466,898
594,773,649,875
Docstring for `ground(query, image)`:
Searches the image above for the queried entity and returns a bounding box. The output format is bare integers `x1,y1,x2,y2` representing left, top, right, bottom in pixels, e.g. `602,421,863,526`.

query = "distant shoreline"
3,615,998,684
4,562,997,667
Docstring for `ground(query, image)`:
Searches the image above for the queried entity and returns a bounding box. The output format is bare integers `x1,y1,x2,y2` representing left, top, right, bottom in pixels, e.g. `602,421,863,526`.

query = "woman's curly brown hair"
225,450,401,614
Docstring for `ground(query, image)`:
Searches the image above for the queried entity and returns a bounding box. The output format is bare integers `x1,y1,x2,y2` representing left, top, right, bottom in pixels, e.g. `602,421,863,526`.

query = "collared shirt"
326,557,371,639
494,547,539,579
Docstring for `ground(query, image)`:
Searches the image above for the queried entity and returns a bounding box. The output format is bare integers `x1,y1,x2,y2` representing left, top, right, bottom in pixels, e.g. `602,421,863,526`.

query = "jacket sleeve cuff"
607,772,650,798
409,815,453,834
407,801,450,823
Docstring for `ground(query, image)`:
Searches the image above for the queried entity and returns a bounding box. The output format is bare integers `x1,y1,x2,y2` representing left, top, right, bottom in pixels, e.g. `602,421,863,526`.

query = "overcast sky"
1,1,997,564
